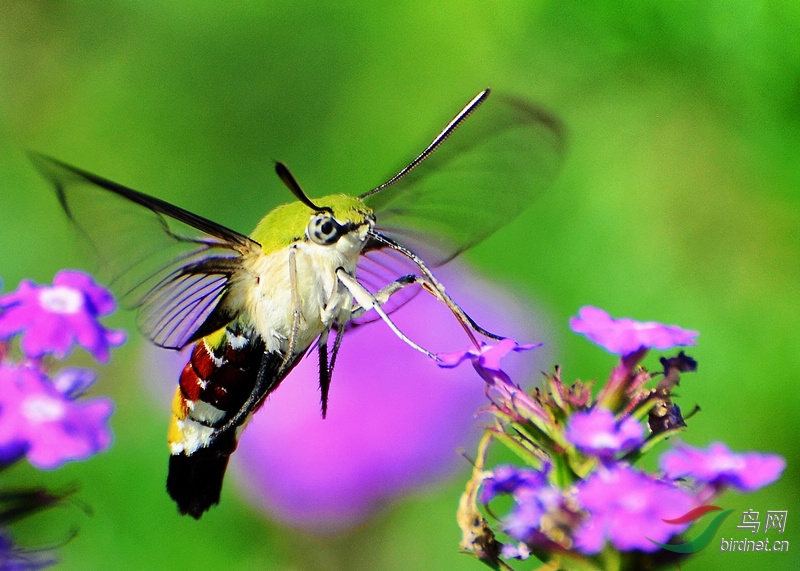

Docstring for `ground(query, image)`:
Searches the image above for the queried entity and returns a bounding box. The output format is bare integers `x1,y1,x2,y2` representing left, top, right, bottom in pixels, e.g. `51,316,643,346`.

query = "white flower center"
590,433,618,449
39,286,84,314
22,395,66,423
710,455,745,473
619,490,648,513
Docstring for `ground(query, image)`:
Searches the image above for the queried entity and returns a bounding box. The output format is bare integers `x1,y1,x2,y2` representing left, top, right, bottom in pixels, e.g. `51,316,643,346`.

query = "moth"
30,88,563,518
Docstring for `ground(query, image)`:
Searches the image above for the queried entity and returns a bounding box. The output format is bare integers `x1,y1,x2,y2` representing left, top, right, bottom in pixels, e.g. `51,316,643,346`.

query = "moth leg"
216,348,285,437
336,269,439,361
366,232,503,342
216,246,303,437
349,274,417,319
352,268,499,346
280,245,302,376
328,324,345,375
316,322,347,418
407,274,501,344
317,329,331,418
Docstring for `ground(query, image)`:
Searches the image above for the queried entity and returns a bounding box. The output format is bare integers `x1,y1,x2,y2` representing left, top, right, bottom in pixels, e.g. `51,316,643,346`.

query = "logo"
648,505,733,553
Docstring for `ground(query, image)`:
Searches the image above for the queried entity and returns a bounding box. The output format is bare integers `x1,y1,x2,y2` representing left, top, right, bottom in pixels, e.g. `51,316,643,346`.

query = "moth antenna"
274,162,330,212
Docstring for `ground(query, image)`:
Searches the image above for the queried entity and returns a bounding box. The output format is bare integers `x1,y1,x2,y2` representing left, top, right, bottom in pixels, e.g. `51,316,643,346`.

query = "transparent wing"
29,154,259,349
361,89,565,266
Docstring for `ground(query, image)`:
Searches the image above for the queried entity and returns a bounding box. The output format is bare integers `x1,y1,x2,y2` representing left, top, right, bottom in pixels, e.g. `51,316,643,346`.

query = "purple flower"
50,368,97,399
500,542,530,560
144,264,545,533
0,271,125,362
0,365,113,469
480,464,549,504
0,531,55,570
503,482,564,544
574,465,695,554
566,408,644,457
438,338,540,385
569,306,698,356
660,441,786,492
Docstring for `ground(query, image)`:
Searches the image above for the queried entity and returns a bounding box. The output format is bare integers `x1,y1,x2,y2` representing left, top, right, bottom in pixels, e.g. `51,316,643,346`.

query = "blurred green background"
1,1,798,569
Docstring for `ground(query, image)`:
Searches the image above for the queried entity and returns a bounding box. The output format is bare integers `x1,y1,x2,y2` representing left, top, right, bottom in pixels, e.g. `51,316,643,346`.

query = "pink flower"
660,441,786,492
0,364,113,469
438,338,540,385
0,271,125,362
569,306,698,356
574,465,695,554
565,408,644,457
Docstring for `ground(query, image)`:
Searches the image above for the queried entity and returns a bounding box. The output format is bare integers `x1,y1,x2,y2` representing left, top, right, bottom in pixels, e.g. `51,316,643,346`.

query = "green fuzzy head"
250,194,373,254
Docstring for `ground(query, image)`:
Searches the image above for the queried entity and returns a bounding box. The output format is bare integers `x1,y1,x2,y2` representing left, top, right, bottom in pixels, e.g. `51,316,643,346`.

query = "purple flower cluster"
0,271,119,469
480,465,564,546
0,531,55,570
573,465,694,554
452,307,785,570
0,271,122,568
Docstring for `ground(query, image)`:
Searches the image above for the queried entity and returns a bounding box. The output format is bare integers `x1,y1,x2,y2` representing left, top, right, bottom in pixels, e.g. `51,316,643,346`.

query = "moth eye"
308,213,342,245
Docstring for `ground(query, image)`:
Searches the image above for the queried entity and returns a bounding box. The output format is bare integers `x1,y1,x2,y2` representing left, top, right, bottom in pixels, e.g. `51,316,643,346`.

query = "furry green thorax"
250,194,373,253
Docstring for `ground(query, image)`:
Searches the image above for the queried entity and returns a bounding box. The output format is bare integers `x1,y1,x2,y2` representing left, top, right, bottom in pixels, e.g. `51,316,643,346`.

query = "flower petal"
0,272,124,362
570,306,698,356
566,408,645,456
660,441,785,492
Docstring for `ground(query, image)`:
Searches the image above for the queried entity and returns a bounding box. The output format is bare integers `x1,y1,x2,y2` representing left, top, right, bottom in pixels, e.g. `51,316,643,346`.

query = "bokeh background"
1,2,798,570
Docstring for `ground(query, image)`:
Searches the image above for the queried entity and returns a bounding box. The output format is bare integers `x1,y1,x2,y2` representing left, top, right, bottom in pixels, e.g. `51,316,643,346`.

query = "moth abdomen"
178,335,265,413
167,328,280,518
167,431,236,519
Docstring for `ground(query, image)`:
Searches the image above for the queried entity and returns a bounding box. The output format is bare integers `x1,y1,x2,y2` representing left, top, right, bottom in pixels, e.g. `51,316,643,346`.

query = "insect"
30,88,564,518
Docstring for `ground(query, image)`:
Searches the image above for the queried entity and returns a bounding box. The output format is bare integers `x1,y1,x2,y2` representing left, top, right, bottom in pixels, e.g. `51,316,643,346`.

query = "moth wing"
30,154,259,349
362,90,565,266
